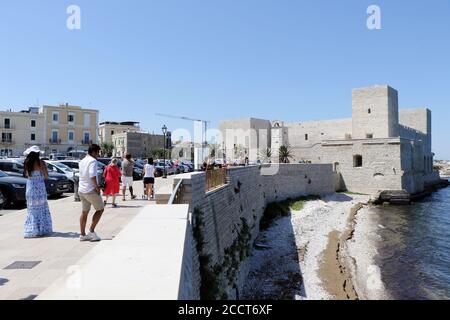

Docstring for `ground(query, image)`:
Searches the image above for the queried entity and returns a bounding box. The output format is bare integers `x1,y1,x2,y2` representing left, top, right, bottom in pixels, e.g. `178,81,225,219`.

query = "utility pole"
155,113,210,171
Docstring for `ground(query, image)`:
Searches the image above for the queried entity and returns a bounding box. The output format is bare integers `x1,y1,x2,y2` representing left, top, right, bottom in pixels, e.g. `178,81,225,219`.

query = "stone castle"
220,85,441,195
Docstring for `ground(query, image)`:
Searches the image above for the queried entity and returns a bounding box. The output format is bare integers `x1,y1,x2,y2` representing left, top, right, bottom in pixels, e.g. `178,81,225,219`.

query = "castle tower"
352,85,399,139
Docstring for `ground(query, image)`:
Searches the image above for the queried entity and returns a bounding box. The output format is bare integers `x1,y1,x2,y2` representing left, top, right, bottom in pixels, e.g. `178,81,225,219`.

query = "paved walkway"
0,183,152,300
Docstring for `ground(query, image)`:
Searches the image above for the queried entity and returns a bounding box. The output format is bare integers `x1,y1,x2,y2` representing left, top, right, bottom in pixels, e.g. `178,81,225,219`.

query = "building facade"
0,104,99,156
0,108,45,156
98,121,140,145
40,104,99,154
220,85,440,195
112,131,165,158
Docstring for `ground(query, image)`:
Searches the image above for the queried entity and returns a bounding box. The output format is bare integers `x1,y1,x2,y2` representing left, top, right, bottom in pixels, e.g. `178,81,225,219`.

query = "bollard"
74,172,80,202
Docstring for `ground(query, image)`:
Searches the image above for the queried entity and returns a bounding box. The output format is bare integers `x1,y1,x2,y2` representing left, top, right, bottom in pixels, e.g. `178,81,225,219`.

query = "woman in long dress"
103,158,121,207
23,147,53,238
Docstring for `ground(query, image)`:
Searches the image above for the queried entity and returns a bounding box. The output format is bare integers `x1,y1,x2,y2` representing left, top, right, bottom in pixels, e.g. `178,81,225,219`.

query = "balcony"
49,139,62,145
81,139,93,145
0,140,15,145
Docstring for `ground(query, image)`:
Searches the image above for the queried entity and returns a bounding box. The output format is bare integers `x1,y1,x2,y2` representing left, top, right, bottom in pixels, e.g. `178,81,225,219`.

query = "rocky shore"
242,193,371,300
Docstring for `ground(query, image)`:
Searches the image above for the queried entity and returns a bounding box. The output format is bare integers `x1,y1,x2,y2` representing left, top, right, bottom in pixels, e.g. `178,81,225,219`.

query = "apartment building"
98,121,140,144
112,131,165,158
0,108,45,157
40,104,99,154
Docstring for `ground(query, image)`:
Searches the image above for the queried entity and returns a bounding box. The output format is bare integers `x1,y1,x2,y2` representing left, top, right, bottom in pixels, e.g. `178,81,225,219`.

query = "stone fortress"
220,85,441,196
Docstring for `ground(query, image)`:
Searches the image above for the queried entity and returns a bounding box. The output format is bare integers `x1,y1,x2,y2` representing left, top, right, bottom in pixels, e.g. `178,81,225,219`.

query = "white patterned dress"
24,171,53,238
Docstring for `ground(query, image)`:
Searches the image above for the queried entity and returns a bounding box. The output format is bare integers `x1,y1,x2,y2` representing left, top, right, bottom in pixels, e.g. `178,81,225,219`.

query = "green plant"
149,148,167,159
278,145,294,163
100,142,115,157
258,148,272,163
260,196,320,229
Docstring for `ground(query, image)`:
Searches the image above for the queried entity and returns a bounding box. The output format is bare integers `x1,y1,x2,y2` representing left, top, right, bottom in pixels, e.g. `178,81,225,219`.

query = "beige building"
112,131,165,158
40,104,99,154
98,121,140,144
0,107,45,157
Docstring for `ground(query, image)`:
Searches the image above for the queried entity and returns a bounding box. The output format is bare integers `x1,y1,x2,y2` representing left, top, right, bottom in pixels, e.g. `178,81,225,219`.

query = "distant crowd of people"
22,144,156,242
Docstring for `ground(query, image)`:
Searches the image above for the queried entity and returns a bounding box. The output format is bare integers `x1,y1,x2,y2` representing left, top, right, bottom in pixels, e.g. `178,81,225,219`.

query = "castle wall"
399,108,432,154
189,164,335,299
352,85,399,139
320,138,404,195
220,118,271,162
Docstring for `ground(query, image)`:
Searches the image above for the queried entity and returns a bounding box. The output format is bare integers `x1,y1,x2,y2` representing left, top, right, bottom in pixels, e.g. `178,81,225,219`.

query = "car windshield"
51,162,73,172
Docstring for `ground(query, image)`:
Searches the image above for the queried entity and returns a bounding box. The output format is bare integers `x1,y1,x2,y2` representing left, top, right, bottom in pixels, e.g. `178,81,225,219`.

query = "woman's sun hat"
23,145,43,156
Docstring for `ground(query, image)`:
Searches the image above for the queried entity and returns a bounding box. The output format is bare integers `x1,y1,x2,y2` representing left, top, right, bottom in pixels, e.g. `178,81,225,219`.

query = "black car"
0,170,27,208
0,159,70,197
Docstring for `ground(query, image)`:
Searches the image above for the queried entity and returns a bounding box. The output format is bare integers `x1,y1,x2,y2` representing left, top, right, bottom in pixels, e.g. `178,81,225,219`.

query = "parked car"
181,161,194,172
57,160,106,187
0,170,27,208
154,160,176,176
0,189,5,209
0,159,70,197
45,160,78,192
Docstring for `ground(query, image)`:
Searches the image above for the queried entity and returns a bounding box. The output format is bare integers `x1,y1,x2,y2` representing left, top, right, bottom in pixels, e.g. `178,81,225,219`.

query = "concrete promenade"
0,174,192,300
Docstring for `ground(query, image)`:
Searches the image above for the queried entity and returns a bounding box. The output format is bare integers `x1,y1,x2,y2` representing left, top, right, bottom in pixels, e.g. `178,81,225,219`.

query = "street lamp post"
162,125,168,179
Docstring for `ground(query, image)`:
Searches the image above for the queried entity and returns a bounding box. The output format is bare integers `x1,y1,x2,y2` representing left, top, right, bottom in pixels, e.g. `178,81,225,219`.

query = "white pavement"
0,182,150,300
37,204,190,300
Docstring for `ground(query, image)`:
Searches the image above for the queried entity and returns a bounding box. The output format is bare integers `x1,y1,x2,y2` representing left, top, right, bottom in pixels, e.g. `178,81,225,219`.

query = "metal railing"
168,179,184,204
49,139,62,144
81,139,93,145
205,168,228,192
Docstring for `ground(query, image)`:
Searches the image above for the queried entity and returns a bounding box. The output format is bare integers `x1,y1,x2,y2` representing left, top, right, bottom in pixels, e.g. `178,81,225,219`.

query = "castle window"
366,133,373,139
368,108,372,114
305,134,309,141
353,155,363,168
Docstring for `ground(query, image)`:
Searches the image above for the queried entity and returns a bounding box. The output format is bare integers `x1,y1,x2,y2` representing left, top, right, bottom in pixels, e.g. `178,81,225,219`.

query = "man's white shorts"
122,176,134,188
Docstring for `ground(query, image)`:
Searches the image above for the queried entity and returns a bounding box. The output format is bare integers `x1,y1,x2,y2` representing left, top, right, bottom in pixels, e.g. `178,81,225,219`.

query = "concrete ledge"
37,204,190,300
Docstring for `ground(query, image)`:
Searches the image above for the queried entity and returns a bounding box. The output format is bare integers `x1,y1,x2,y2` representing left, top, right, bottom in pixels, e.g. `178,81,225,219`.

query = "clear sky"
0,0,449,158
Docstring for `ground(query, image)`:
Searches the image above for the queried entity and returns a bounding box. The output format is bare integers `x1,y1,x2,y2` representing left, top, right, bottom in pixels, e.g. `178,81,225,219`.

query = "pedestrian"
121,153,136,200
23,146,53,238
143,157,156,200
78,144,104,242
103,158,121,207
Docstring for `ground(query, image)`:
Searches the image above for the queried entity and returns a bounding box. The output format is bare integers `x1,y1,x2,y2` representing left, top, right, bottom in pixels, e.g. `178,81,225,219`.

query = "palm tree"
100,142,115,157
258,148,272,163
279,145,294,163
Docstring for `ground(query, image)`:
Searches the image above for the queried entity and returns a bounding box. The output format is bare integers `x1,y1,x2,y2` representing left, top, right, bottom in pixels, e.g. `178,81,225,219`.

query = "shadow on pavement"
50,232,80,239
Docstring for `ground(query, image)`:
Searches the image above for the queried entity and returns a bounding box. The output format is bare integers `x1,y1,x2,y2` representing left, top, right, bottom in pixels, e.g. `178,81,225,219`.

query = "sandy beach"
243,193,373,300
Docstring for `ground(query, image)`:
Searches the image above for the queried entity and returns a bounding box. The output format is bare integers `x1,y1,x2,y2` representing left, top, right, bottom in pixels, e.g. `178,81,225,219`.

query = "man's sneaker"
80,234,92,242
131,195,137,200
87,231,101,242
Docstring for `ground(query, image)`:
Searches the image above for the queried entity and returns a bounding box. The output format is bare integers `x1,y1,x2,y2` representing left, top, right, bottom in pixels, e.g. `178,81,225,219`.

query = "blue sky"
0,0,449,158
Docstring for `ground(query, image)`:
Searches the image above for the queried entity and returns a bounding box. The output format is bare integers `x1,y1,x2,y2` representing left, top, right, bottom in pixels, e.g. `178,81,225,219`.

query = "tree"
279,145,294,163
100,142,115,157
148,148,167,159
209,143,220,158
258,148,272,163
234,144,246,160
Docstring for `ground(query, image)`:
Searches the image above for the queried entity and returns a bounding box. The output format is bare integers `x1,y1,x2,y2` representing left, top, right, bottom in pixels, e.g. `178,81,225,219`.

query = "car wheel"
0,189,5,210
0,189,12,209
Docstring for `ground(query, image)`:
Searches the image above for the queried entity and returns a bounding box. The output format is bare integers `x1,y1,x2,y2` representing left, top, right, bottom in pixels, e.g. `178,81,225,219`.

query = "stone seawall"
183,164,335,299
